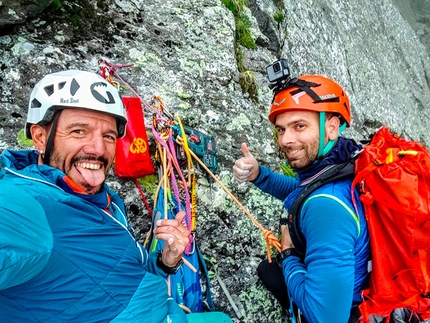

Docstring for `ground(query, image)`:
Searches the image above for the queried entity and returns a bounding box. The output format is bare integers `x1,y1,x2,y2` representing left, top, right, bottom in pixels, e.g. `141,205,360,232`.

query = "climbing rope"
175,136,282,262
98,58,161,116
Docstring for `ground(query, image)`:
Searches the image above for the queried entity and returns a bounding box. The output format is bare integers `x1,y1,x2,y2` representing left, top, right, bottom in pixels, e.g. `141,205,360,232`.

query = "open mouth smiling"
75,162,102,170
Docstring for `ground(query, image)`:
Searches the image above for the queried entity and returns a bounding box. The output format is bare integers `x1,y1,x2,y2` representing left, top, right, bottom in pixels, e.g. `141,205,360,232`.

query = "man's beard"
285,142,319,169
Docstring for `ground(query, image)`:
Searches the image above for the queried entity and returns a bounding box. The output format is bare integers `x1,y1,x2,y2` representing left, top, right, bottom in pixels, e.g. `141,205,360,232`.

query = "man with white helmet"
0,70,231,322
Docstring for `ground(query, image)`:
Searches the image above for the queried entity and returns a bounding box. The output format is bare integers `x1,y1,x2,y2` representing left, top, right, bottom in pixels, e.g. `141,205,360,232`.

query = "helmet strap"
317,113,347,159
317,112,334,158
338,122,347,135
42,110,62,165
286,79,322,101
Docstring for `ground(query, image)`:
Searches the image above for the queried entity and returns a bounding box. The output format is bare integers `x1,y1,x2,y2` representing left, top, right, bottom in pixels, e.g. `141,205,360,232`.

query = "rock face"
0,0,429,322
0,0,53,31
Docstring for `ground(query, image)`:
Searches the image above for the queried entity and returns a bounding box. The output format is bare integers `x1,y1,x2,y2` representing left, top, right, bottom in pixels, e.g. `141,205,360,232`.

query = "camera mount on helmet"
266,58,322,102
266,59,291,93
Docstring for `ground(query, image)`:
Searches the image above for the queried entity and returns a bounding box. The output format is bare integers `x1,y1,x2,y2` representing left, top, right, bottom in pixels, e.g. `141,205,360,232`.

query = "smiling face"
275,110,339,169
31,108,118,194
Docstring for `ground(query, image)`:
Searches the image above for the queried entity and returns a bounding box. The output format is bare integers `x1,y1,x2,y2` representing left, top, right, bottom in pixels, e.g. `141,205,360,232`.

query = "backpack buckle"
360,192,374,205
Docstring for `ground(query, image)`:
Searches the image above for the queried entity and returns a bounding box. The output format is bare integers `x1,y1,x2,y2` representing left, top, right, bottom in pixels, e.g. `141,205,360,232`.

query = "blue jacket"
253,138,370,323
0,150,187,323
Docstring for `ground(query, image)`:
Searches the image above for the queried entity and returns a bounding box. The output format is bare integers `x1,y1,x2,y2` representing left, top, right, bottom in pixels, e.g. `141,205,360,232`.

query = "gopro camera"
266,59,290,83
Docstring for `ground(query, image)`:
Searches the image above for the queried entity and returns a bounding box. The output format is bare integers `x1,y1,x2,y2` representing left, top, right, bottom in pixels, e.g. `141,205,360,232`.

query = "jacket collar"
295,137,362,182
1,149,115,209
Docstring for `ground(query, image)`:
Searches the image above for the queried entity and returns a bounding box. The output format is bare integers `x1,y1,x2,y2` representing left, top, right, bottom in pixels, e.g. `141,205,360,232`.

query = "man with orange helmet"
0,70,232,323
233,60,370,323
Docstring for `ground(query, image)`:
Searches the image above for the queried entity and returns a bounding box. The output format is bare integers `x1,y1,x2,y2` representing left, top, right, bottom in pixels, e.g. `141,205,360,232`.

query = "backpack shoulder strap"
288,159,356,258
195,243,216,311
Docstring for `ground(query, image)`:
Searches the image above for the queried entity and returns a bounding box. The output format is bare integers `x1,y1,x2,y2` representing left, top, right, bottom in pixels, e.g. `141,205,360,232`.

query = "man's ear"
326,115,341,141
30,124,48,152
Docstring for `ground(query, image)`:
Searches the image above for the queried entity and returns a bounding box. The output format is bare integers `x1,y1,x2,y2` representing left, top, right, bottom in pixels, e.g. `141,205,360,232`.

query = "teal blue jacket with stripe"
0,149,187,323
253,137,370,323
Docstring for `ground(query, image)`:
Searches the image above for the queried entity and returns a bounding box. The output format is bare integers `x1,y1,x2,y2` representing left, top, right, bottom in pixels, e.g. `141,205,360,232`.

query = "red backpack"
288,126,430,321
355,126,430,321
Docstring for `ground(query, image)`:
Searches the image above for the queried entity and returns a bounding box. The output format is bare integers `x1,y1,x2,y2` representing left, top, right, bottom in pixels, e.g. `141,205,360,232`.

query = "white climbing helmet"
25,70,127,139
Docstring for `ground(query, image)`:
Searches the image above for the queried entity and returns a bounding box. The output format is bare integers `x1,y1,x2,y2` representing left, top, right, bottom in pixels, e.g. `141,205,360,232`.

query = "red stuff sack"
114,97,155,178
354,126,430,321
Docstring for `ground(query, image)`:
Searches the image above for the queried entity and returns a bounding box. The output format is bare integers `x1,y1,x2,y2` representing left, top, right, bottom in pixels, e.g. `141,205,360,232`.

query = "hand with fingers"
233,143,260,183
154,211,190,267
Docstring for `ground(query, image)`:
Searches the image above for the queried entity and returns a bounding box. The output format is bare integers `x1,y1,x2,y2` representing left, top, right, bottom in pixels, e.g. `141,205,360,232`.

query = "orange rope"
176,137,281,262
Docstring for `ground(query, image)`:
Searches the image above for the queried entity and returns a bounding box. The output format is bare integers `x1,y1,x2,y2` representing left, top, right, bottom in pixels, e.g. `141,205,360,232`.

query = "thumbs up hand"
233,143,260,183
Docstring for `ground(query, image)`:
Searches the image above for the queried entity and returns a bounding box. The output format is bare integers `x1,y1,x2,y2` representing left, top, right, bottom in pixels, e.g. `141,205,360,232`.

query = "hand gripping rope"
151,114,195,255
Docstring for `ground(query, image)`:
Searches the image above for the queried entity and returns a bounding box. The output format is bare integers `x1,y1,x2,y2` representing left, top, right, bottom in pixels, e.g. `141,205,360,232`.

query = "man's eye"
72,129,84,134
104,135,116,142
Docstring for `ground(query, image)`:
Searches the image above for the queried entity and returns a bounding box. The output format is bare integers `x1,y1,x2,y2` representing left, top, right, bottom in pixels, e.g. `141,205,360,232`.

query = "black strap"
288,158,356,258
43,110,62,165
288,78,322,102
271,77,322,103
196,243,215,311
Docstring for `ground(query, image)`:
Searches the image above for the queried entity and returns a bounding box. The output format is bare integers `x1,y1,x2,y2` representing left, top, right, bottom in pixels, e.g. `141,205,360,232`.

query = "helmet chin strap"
42,110,62,165
317,112,347,159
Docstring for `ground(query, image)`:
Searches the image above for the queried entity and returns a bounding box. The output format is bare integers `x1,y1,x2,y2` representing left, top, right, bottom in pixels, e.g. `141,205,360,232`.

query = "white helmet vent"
59,81,66,90
91,82,116,104
44,85,54,96
31,99,42,108
70,78,80,95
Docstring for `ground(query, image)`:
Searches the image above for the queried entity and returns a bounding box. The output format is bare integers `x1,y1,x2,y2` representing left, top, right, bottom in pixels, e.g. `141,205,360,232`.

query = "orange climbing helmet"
268,75,351,126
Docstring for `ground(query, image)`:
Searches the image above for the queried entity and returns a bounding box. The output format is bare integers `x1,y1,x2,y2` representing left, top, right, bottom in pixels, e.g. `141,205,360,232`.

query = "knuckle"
165,225,175,233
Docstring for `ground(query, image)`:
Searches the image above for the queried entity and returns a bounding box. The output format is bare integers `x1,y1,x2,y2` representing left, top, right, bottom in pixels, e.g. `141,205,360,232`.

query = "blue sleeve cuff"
145,251,169,278
251,166,270,186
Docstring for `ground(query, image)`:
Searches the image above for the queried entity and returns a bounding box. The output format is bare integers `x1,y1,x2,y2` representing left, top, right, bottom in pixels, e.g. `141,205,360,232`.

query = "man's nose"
84,135,106,155
278,130,295,147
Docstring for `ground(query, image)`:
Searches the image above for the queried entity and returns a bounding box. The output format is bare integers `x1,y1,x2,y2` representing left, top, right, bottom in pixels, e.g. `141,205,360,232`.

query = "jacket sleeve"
281,190,360,323
0,188,53,289
144,251,169,278
252,166,299,201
